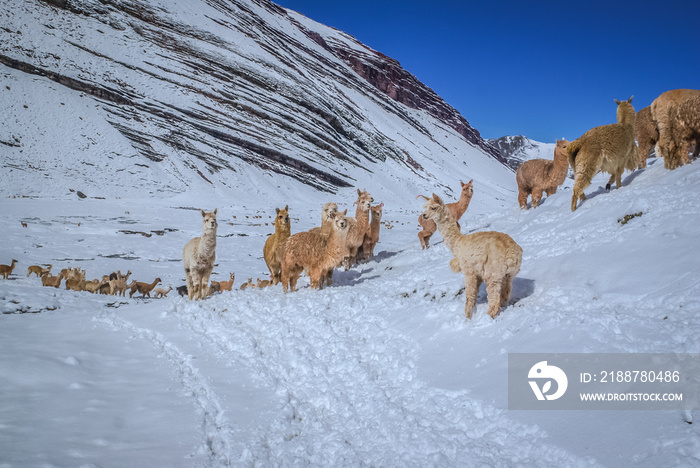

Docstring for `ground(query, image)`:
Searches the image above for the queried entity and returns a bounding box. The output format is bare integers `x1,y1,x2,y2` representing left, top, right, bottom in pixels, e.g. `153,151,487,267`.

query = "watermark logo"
528,360,568,401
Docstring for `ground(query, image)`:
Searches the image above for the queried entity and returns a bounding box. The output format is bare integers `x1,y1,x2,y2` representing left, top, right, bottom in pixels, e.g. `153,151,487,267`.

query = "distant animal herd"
3,88,698,320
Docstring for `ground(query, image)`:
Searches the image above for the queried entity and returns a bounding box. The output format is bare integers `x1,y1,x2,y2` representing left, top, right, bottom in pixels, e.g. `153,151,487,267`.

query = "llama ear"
342,209,348,215
432,193,444,205
357,188,361,196
467,179,473,185
415,194,429,201
614,99,621,105
275,208,280,214
628,95,634,103
201,209,206,217
213,208,218,215
285,205,289,211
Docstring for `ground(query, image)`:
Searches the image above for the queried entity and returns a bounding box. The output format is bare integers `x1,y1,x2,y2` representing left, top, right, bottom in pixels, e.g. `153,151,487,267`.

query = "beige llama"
263,205,291,285
417,180,473,249
567,97,638,211
516,140,570,209
365,203,384,258
182,209,218,300
281,210,349,293
651,89,700,169
421,194,522,320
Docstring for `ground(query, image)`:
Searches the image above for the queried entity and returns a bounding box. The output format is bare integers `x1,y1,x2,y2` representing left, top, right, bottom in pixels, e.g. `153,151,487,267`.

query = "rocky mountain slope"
488,135,556,171
1,0,508,200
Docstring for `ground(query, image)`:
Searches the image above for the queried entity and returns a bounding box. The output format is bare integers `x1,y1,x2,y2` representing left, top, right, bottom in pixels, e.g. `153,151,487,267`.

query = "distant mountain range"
487,135,556,171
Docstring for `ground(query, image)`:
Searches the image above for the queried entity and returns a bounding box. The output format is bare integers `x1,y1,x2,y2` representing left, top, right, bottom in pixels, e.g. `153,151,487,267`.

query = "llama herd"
3,88,697,321
517,88,700,211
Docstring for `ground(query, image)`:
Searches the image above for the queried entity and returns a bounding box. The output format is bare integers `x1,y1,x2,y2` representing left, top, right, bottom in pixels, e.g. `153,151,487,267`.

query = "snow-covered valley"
2,156,699,466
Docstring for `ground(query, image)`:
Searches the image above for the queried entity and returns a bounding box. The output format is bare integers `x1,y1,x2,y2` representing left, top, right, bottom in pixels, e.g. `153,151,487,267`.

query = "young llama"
421,194,522,320
567,97,638,211
263,205,291,285
182,209,218,300
281,210,349,293
365,203,383,258
417,180,473,249
516,140,569,209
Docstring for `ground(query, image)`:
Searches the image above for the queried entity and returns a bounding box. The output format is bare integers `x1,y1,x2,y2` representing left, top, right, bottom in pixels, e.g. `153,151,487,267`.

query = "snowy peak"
488,135,556,171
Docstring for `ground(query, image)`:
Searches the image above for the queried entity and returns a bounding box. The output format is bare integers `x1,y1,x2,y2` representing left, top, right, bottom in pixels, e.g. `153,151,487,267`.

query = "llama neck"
550,149,570,185
370,216,381,235
355,206,370,229
277,222,290,237
449,193,472,220
433,209,462,252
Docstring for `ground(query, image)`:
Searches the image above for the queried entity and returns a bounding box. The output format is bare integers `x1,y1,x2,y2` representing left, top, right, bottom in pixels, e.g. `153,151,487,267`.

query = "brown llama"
567,97,638,211
516,140,570,209
651,89,700,169
365,203,384,258
41,271,65,288
635,106,658,169
309,202,339,287
129,277,162,298
182,209,218,300
0,259,18,279
417,180,473,249
281,210,349,293
263,205,290,285
343,190,373,269
421,194,522,320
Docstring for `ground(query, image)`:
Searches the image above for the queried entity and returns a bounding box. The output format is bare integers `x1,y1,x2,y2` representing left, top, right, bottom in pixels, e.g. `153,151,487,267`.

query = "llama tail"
567,138,583,169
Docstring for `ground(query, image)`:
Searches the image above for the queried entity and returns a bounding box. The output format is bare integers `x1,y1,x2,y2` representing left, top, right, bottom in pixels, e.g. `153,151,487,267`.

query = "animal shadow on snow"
582,170,644,204
328,250,398,288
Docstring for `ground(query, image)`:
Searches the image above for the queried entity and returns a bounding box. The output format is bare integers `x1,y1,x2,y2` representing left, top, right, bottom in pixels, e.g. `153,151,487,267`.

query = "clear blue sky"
275,0,699,143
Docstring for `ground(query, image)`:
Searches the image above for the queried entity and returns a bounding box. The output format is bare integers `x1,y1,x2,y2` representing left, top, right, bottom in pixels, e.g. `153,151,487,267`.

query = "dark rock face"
2,0,508,193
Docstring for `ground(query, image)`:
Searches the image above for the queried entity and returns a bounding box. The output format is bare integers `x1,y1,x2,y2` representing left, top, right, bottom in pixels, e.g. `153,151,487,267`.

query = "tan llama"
417,180,473,249
343,190,373,269
27,264,51,278
516,140,570,209
0,259,18,279
281,210,349,293
651,89,700,169
182,209,218,300
309,202,339,287
218,273,235,291
41,271,64,288
421,194,522,320
635,106,658,169
240,278,254,290
263,205,290,285
153,286,173,298
567,97,638,211
365,203,384,258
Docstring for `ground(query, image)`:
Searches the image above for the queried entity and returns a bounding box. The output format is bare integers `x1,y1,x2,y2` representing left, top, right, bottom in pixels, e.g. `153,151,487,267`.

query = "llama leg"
517,187,529,209
200,272,211,299
463,273,479,320
190,271,201,300
571,171,590,212
531,187,543,208
500,274,514,309
485,278,504,319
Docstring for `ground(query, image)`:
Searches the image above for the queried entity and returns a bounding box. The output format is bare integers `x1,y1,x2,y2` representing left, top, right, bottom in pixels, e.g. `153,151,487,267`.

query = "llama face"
371,203,383,220
275,206,290,229
421,194,445,221
321,203,338,222
201,209,218,234
355,189,374,212
459,180,474,198
332,210,349,232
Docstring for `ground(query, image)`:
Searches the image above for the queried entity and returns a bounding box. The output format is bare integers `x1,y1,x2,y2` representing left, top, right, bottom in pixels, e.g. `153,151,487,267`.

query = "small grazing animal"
0,259,18,279
153,286,173,298
129,278,162,298
516,140,569,209
27,264,51,278
240,278,254,290
182,209,218,300
218,273,235,291
256,277,271,289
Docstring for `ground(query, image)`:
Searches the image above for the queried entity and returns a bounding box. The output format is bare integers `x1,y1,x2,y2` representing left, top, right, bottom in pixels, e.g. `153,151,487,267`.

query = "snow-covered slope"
1,157,699,466
1,0,506,203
